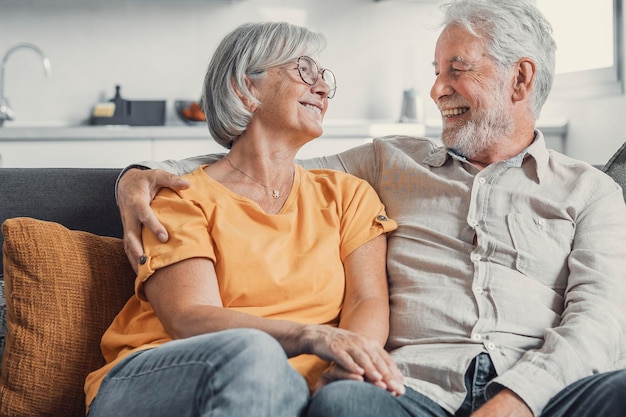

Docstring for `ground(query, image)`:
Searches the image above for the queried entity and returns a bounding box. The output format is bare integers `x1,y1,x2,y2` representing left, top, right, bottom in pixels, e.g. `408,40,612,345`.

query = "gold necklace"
224,155,283,199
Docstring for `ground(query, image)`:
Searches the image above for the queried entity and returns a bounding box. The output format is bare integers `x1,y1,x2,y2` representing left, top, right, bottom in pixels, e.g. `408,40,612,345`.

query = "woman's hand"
304,324,405,397
308,234,405,396
117,168,189,270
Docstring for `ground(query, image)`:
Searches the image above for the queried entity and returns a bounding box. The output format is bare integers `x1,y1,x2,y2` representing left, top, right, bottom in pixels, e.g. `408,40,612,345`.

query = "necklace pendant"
272,190,281,199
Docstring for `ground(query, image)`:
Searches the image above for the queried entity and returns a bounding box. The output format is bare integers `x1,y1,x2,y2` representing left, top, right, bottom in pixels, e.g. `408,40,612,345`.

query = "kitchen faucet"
0,42,51,127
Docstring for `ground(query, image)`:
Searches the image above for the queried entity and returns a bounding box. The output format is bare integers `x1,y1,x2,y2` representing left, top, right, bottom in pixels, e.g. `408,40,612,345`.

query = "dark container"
90,85,166,126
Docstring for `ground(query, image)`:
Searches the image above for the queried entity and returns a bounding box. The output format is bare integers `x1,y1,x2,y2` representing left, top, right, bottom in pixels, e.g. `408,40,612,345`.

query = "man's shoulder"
548,150,612,180
546,149,623,196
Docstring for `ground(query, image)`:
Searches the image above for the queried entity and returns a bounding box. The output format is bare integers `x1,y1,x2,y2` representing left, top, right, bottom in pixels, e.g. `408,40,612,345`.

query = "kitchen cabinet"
0,122,426,168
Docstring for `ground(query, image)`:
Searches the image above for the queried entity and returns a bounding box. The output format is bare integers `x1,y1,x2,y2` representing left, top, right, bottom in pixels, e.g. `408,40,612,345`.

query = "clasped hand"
303,325,405,396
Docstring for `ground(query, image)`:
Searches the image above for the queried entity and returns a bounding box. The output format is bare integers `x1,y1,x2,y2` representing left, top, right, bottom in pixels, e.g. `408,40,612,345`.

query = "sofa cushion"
602,141,626,200
0,277,5,368
0,218,135,417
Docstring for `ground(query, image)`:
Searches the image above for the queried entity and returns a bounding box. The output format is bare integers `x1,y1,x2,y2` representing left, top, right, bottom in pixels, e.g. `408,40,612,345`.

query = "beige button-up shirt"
145,131,626,416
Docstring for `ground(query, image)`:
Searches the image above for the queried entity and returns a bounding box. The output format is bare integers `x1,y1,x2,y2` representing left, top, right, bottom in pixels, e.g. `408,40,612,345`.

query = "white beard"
441,88,513,160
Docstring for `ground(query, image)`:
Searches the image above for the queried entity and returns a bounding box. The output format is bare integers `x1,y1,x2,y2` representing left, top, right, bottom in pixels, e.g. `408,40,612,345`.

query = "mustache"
436,96,471,110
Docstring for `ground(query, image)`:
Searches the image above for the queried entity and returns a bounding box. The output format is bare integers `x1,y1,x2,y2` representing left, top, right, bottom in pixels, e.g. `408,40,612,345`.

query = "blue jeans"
88,328,310,417
306,353,626,417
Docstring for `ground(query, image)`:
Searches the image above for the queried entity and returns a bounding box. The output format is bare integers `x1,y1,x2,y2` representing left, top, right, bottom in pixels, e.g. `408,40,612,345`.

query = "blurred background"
0,0,624,165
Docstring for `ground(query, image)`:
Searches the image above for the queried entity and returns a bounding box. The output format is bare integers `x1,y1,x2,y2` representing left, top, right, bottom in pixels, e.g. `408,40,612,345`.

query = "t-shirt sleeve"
338,175,397,260
135,185,216,300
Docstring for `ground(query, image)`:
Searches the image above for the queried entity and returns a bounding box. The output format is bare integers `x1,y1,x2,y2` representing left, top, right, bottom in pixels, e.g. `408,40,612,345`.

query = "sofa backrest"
603,141,626,202
0,168,124,273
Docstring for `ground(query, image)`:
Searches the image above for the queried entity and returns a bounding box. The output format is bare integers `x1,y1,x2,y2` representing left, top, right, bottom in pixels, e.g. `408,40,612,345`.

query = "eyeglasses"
295,56,337,99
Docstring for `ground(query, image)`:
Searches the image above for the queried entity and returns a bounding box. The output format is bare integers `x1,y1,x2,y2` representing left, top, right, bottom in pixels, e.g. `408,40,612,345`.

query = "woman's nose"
313,76,332,98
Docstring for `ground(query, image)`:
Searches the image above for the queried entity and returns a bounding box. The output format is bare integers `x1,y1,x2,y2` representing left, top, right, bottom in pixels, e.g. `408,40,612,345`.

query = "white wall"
1,0,624,165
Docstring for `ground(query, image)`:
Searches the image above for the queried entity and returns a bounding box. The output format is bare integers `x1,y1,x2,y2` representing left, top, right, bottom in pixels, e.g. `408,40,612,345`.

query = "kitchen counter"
0,120,426,168
0,118,567,168
0,119,425,141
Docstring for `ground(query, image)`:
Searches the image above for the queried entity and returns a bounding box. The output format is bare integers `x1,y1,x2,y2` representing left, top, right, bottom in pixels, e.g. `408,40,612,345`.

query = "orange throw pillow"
0,218,134,417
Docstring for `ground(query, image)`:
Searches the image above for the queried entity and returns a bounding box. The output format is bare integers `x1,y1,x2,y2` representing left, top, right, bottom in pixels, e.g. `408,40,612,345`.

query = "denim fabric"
456,353,498,416
88,328,309,417
307,354,626,417
307,381,451,417
541,369,626,417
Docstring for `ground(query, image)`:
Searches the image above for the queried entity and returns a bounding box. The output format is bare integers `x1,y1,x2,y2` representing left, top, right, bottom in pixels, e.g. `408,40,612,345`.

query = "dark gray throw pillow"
602,141,626,200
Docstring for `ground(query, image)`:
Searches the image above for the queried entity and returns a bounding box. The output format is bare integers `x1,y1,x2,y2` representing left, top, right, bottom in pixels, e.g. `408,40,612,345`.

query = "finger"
325,365,364,382
123,232,142,273
347,346,383,383
350,345,405,396
151,171,190,195
374,356,405,396
328,349,365,377
138,208,169,243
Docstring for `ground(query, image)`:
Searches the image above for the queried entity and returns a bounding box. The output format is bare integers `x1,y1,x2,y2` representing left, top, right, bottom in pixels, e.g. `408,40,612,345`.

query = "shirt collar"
423,130,550,183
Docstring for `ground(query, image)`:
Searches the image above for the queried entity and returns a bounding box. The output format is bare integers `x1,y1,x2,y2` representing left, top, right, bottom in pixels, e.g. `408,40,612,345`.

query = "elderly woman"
85,21,403,417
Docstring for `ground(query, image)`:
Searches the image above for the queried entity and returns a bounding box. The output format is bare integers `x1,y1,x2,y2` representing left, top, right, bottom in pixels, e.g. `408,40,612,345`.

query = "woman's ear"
232,75,258,112
512,58,536,102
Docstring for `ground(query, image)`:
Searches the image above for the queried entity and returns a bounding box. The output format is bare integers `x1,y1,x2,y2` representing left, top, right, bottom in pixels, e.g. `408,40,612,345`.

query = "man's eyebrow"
450,56,472,66
432,56,472,67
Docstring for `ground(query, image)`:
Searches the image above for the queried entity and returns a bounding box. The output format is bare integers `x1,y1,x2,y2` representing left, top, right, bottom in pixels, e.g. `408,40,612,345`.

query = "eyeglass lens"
298,56,336,98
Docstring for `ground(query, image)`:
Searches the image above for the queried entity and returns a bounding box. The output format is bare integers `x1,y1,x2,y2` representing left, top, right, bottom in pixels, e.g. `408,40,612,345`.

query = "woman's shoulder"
159,165,216,199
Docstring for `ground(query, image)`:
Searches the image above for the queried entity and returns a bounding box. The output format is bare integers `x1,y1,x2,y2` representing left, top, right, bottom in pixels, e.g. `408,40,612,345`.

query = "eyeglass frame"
294,56,337,99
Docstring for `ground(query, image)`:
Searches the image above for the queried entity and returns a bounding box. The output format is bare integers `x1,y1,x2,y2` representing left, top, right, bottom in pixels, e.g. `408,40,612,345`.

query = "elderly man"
116,0,626,416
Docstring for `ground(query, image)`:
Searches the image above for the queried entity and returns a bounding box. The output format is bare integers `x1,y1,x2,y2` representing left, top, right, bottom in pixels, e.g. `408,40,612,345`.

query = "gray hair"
440,0,556,118
202,21,327,148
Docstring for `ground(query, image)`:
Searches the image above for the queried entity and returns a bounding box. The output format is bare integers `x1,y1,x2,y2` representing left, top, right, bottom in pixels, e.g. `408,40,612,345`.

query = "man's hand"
117,168,190,271
471,389,533,417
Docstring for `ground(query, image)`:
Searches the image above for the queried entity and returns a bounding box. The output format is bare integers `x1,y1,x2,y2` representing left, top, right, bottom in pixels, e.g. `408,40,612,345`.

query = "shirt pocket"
506,213,574,286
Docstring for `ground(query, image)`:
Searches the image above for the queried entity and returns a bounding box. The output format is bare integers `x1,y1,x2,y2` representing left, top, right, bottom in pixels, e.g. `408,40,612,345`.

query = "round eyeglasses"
295,56,337,99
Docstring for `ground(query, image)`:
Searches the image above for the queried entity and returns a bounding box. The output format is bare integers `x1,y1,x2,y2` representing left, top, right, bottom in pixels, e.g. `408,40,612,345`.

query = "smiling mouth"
441,107,469,118
302,103,322,115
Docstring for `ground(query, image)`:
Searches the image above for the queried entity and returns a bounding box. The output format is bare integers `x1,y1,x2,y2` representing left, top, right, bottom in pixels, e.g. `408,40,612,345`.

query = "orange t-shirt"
85,165,396,407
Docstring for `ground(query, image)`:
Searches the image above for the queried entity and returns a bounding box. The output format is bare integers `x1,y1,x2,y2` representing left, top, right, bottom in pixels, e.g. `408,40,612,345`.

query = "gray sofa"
0,142,625,416
0,167,124,346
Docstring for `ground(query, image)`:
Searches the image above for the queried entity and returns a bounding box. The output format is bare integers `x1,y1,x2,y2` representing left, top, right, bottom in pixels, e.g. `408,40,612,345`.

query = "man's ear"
232,75,258,112
512,58,536,102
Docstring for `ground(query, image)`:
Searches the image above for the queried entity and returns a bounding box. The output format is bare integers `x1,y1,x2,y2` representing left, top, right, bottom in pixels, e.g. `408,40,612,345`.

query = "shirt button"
478,177,486,184
487,342,496,350
471,253,481,262
376,215,388,221
468,220,478,228
475,287,484,294
139,255,148,265
472,333,482,341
